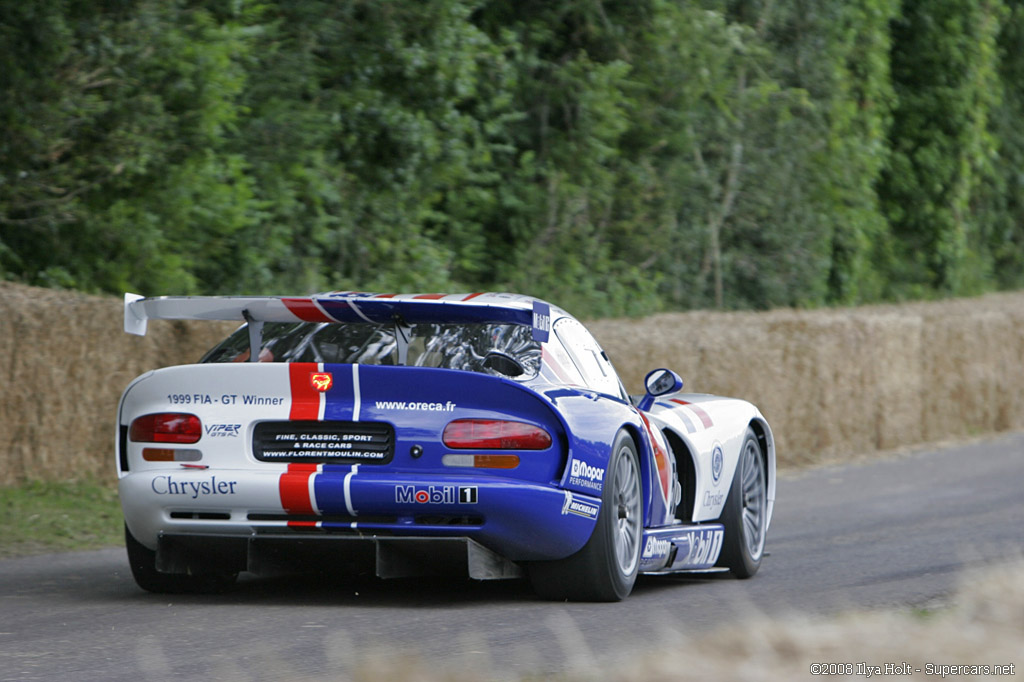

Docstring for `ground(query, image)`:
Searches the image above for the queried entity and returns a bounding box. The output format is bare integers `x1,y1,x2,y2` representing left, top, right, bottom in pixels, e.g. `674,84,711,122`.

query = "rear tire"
529,431,642,601
125,525,237,594
716,428,767,578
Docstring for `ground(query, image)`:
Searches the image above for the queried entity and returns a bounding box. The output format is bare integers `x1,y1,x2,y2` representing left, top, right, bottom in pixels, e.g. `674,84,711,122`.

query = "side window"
552,318,621,396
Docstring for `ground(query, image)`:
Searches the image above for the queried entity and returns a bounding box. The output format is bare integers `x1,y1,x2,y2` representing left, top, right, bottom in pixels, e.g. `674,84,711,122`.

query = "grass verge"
0,479,123,558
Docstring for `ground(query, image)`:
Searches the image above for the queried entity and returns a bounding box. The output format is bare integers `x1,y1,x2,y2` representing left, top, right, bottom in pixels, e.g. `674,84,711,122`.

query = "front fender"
643,394,775,528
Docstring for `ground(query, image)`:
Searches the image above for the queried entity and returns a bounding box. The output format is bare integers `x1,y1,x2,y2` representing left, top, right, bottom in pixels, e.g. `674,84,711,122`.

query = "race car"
117,291,775,601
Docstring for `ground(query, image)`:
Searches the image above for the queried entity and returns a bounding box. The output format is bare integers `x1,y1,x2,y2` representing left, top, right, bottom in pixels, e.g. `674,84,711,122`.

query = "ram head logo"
310,372,333,392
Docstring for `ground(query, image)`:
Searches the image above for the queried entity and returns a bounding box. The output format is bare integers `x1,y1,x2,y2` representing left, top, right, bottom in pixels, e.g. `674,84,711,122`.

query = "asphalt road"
2,433,1022,681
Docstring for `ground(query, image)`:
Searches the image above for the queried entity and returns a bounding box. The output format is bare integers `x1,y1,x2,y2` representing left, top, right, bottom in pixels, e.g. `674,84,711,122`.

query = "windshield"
201,321,542,380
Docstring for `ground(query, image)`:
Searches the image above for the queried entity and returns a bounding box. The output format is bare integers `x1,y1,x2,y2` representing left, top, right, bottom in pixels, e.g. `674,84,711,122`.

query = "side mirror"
645,368,683,396
638,369,683,411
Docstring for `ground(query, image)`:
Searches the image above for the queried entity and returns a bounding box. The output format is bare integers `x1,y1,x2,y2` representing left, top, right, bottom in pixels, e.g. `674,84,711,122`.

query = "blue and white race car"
117,292,775,601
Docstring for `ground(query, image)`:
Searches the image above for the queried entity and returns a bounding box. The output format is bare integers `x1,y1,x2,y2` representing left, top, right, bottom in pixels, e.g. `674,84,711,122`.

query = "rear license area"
253,420,394,464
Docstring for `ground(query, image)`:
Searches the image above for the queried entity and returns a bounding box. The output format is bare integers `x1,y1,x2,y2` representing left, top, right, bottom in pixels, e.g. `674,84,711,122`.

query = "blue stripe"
657,401,696,433
322,364,358,421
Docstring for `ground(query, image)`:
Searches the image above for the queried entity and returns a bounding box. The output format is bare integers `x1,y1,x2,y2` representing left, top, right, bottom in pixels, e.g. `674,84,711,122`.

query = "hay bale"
2,282,1024,483
0,282,233,485
591,293,1024,467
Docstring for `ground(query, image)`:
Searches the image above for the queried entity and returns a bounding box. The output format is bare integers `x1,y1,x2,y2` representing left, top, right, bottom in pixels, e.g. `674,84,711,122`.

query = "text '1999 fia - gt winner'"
117,292,775,601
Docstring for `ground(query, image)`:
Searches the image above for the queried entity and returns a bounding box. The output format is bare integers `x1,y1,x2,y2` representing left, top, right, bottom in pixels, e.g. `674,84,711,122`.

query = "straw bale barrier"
2,281,1024,485
0,282,234,485
592,294,1024,463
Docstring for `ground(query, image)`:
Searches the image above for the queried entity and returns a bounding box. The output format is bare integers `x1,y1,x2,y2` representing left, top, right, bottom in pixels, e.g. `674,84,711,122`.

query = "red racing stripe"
279,463,317,514
461,292,485,301
671,399,714,428
412,293,446,300
282,298,333,322
289,362,322,420
542,347,575,385
638,412,672,502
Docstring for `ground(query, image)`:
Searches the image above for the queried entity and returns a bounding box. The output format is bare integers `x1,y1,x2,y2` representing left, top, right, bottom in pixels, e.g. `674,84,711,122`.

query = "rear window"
201,321,542,380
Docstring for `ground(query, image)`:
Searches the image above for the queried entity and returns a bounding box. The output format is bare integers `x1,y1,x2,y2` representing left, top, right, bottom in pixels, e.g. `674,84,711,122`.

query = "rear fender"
535,387,670,528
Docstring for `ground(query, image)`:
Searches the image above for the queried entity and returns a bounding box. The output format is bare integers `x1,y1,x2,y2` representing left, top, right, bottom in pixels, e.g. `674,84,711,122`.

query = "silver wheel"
739,437,766,562
529,431,642,600
716,427,767,578
613,443,642,575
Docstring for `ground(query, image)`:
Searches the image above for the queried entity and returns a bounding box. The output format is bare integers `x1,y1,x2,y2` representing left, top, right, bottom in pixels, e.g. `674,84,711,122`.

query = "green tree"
1,0,261,294
981,0,1024,289
880,0,1007,297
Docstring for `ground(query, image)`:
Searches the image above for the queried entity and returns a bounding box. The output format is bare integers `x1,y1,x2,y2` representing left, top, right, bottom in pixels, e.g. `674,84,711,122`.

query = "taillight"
442,419,552,450
129,413,202,444
442,454,520,469
142,448,202,462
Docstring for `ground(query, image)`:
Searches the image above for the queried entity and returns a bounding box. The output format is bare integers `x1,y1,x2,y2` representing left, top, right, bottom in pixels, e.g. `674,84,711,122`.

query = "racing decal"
642,536,672,560
679,527,724,567
638,412,672,505
323,365,364,423
560,491,599,519
374,400,456,412
254,421,392,464
541,346,583,386
702,489,725,509
350,364,361,421
671,399,714,429
242,395,286,406
343,464,359,516
282,297,334,322
711,444,724,484
289,363,325,420
461,292,485,301
656,401,696,434
151,475,237,498
568,459,605,491
412,293,446,300
289,363,363,423
167,393,285,407
279,463,319,514
310,372,333,392
204,424,241,438
394,485,478,504
532,300,551,343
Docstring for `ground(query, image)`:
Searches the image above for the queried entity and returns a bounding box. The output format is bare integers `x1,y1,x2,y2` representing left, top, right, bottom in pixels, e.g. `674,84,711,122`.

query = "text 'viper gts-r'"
117,292,776,601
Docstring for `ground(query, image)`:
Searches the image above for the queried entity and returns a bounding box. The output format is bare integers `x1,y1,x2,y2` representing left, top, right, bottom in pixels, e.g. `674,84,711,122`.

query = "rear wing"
124,292,553,341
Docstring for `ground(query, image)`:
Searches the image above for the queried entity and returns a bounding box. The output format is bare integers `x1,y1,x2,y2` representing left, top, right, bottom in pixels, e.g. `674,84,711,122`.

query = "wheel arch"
619,422,655,526
662,427,697,523
747,416,776,532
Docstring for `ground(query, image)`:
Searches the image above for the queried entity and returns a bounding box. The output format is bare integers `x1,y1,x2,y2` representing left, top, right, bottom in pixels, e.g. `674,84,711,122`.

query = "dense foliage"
1,0,1021,316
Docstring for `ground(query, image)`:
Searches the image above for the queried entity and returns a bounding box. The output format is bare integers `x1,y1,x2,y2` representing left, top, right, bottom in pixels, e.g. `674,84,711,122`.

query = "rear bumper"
119,467,600,562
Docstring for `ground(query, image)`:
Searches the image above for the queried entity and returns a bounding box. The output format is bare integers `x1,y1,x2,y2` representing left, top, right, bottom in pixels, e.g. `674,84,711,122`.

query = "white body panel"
644,392,776,529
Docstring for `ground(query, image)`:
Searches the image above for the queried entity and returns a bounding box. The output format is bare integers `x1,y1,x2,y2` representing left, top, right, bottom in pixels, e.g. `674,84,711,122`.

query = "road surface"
1,432,1022,681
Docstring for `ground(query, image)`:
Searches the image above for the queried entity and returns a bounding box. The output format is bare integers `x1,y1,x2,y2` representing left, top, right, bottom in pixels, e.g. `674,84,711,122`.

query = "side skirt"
637,523,726,574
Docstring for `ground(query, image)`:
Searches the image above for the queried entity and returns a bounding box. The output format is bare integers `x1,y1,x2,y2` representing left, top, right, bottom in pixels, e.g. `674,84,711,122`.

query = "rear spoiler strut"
124,292,552,361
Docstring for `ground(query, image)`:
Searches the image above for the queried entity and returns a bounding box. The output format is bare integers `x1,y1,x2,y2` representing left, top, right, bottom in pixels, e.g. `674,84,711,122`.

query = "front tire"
716,428,767,578
124,525,237,594
530,431,643,601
